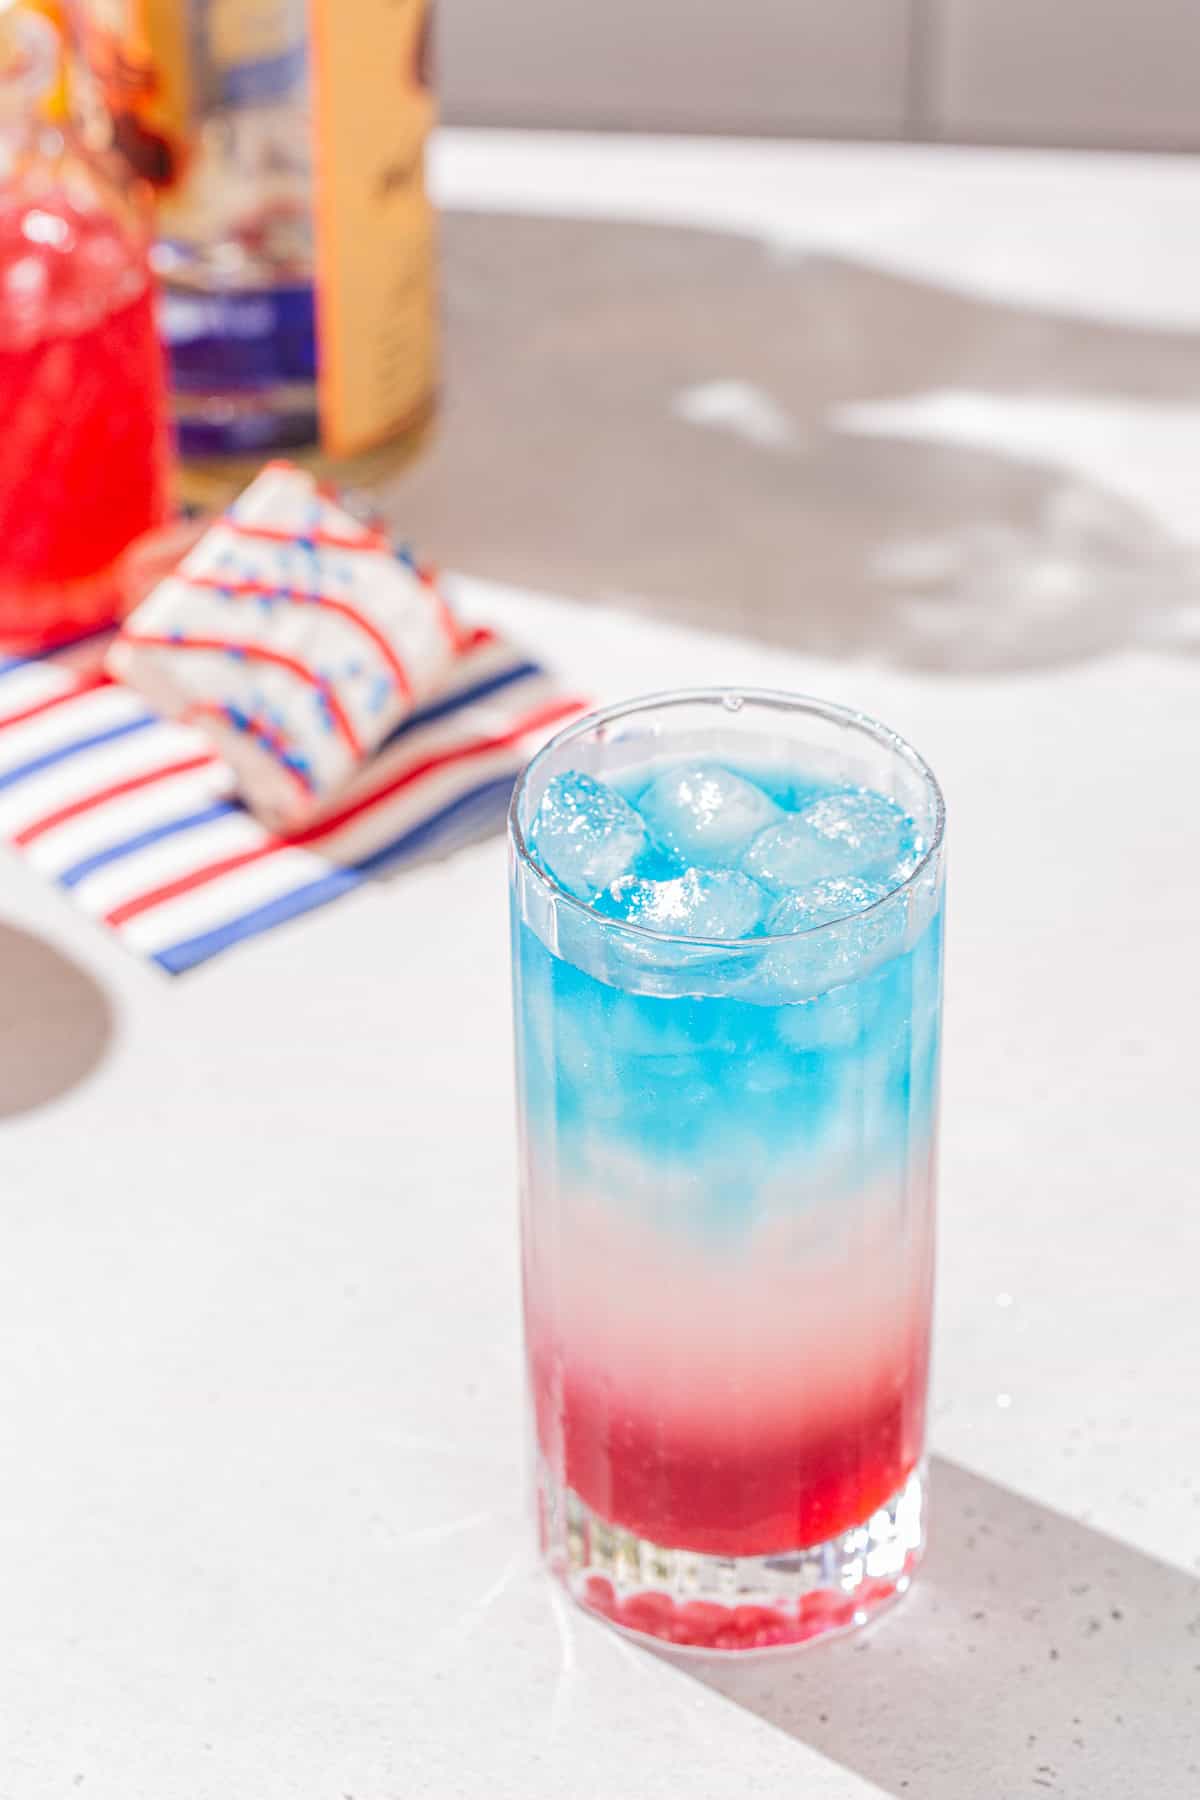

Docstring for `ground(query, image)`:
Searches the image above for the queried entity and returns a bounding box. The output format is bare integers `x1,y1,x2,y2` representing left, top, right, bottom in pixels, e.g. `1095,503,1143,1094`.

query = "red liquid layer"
525,1156,935,1561
0,192,169,647
534,1338,928,1559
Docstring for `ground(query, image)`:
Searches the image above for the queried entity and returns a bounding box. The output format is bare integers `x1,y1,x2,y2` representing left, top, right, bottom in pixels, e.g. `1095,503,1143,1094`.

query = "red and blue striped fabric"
0,625,585,973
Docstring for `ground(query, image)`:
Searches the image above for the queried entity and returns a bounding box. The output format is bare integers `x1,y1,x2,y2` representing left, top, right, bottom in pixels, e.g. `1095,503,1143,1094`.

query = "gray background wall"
440,0,1200,151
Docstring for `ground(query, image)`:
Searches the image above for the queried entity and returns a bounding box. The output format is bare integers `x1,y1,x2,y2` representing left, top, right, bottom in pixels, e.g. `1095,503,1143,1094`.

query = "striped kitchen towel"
0,625,585,973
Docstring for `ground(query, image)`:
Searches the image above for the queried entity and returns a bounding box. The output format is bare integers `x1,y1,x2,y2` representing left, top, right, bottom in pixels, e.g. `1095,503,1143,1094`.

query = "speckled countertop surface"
1,133,1198,1799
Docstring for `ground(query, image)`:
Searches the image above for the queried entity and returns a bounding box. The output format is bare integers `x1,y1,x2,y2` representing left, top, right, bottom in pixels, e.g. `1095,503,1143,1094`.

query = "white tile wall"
439,0,915,138
932,0,1200,150
439,0,1200,150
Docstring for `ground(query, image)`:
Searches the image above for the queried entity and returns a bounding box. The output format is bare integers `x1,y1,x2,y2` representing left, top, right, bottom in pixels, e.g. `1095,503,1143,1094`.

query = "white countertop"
2,132,1199,1798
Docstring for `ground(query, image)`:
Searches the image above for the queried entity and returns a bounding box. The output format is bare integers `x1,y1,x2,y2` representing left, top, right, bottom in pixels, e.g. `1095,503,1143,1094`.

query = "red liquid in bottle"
0,21,171,650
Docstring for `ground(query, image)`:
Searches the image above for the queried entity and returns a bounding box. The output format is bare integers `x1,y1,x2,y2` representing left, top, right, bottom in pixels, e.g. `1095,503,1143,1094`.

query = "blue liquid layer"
513,903,942,1240
515,757,944,1240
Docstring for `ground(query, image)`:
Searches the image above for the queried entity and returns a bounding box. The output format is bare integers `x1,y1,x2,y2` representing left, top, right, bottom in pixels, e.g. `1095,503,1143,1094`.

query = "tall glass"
509,691,945,1652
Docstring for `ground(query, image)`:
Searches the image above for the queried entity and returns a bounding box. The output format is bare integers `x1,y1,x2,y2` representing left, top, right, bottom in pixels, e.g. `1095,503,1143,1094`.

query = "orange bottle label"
309,0,438,457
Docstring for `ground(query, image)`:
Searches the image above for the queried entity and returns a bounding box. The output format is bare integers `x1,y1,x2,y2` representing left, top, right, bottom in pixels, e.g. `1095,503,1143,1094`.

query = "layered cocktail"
509,692,944,1651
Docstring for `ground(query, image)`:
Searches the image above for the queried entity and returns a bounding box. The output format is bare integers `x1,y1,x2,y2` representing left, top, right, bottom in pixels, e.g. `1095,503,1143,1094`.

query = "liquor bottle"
71,0,439,501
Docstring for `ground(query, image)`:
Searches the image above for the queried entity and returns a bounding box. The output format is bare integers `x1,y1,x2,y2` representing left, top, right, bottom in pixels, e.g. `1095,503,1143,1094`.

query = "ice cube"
757,877,903,1000
529,771,647,899
607,993,743,1058
775,957,897,1049
602,867,766,939
768,875,890,933
638,762,778,864
743,816,840,892
799,788,917,882
777,990,866,1051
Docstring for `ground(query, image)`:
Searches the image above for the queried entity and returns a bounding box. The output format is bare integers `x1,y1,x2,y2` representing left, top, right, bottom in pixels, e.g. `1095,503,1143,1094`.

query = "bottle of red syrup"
0,1,170,651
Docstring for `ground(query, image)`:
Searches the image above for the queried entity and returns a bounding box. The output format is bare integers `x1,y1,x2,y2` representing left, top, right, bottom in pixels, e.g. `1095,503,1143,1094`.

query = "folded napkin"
107,463,461,832
0,623,584,972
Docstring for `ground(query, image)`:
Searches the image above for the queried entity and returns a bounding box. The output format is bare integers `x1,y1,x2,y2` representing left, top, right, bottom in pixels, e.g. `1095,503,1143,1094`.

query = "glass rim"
508,686,946,952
